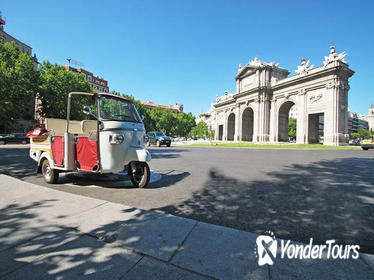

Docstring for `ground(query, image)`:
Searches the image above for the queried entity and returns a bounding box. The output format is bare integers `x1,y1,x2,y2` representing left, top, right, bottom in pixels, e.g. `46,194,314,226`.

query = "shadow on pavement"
0,201,163,279
154,157,374,254
146,170,190,189
148,148,190,159
0,147,190,190
0,148,36,179
60,170,190,190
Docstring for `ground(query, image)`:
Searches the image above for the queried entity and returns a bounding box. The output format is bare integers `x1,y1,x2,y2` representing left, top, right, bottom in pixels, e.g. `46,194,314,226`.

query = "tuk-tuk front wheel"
128,161,150,188
41,159,59,184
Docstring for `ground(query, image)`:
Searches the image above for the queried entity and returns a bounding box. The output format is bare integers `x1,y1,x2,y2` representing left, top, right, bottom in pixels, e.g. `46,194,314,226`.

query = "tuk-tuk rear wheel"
128,161,150,188
41,159,59,184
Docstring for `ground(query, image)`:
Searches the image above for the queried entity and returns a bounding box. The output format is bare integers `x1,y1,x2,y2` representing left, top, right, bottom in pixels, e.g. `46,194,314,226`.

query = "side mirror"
83,105,97,119
83,106,92,115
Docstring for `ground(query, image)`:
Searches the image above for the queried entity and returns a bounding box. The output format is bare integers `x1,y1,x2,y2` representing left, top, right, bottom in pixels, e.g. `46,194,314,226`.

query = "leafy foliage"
111,91,196,136
190,121,209,138
288,118,297,138
39,62,93,120
0,43,197,135
350,132,360,139
357,128,371,138
0,41,39,129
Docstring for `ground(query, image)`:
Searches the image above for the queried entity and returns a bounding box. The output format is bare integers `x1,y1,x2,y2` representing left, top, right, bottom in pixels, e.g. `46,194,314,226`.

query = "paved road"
1,145,374,254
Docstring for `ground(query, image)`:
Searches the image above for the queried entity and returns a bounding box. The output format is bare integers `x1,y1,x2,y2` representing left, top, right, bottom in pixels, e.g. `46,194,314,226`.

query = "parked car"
349,139,360,146
146,131,171,147
0,133,29,145
361,136,374,150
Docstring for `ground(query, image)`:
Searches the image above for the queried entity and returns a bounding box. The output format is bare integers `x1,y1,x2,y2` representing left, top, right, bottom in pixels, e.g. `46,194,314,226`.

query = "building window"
81,73,86,79
88,76,92,81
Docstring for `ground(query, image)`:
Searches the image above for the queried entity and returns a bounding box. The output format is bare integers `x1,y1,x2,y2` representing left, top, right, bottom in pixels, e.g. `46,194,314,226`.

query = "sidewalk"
0,174,373,280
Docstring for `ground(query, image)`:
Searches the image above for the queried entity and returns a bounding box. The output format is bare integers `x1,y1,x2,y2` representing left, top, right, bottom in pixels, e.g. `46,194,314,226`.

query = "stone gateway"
213,47,354,146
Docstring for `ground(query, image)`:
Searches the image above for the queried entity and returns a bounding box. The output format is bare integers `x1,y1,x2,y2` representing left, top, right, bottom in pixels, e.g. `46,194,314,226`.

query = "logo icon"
255,231,277,266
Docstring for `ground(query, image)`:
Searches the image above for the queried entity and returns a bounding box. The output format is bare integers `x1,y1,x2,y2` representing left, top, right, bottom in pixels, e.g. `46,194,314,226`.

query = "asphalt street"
1,145,374,254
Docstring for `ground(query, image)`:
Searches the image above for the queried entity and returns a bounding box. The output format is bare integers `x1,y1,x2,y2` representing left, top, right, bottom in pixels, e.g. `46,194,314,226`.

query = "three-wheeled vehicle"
27,92,151,188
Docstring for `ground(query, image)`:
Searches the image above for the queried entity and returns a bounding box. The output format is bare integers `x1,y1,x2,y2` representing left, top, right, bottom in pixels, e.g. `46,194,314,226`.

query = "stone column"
262,96,271,142
223,110,228,141
324,80,350,146
214,111,219,141
256,93,271,143
234,105,240,141
269,98,277,143
238,104,243,141
296,89,307,144
253,98,260,143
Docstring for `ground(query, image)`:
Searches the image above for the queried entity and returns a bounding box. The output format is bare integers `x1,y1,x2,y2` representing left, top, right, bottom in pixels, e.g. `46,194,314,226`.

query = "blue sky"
2,0,374,116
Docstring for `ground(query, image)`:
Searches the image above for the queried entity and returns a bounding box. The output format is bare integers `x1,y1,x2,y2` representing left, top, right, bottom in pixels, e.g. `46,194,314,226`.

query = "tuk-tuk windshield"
99,95,141,123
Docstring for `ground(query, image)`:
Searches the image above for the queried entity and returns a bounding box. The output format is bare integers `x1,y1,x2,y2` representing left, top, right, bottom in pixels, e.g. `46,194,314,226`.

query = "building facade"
211,47,354,146
64,66,109,92
361,104,374,132
141,101,183,113
196,104,216,131
347,109,369,134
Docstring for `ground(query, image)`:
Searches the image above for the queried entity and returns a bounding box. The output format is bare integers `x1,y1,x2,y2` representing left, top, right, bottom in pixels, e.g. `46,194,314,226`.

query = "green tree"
148,107,176,135
0,41,39,131
106,91,196,136
175,112,195,137
190,121,209,138
357,128,370,138
39,62,92,119
208,129,215,141
350,132,360,139
288,118,297,138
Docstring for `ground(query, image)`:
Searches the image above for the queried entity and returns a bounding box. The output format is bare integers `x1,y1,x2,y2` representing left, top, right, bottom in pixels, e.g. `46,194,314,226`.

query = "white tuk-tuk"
27,92,151,188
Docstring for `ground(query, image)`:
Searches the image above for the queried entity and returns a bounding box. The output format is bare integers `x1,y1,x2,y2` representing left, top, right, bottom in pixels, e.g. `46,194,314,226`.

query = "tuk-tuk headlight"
110,134,124,144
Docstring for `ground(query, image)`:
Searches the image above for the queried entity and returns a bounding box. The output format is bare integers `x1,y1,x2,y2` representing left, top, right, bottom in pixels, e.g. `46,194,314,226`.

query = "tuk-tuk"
27,92,151,188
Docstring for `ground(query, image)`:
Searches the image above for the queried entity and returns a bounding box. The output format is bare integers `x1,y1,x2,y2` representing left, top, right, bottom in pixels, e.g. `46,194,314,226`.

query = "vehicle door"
149,132,155,144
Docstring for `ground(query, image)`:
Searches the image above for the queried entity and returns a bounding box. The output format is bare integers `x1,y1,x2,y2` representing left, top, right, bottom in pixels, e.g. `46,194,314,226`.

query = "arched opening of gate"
242,108,254,141
227,113,235,141
278,101,296,142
